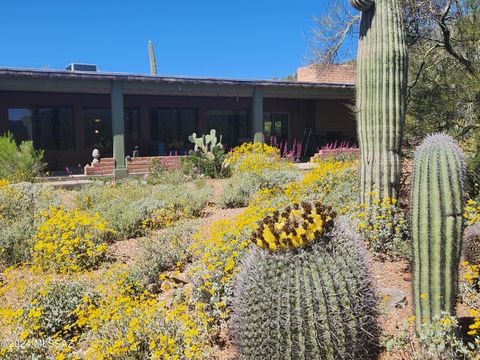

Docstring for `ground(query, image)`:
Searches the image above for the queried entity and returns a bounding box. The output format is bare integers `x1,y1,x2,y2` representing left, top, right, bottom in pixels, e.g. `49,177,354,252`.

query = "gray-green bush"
23,280,86,339
0,183,59,266
133,220,200,289
219,173,260,208
256,169,301,189
74,181,210,240
146,160,186,185
220,169,301,209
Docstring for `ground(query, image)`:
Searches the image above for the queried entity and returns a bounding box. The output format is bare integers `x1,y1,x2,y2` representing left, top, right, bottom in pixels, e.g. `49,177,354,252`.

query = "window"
206,110,249,149
264,112,289,142
150,109,197,155
8,108,33,143
84,108,141,156
8,107,74,150
84,108,112,155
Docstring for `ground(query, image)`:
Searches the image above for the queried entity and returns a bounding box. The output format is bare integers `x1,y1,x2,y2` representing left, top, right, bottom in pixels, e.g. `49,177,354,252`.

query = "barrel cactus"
350,0,408,206
464,223,480,265
232,202,379,359
411,134,465,329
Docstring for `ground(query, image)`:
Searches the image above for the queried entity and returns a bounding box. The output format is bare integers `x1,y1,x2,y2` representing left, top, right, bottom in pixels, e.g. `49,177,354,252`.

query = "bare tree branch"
308,0,360,64
407,45,442,105
436,0,477,74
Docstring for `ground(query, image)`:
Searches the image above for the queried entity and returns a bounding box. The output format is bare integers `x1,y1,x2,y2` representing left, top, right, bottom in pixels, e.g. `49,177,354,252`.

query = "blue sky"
0,0,336,79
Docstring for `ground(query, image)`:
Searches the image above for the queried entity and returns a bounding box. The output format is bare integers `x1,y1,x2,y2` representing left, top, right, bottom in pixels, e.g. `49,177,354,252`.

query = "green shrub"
0,133,46,183
22,280,87,339
133,220,200,289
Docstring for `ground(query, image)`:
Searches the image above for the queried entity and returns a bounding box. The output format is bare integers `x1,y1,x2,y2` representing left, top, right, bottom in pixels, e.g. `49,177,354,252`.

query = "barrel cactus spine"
232,202,379,359
350,0,408,206
411,134,465,329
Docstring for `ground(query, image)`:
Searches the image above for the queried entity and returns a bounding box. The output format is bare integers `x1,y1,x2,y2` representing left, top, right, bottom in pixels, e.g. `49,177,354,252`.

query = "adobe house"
0,64,355,177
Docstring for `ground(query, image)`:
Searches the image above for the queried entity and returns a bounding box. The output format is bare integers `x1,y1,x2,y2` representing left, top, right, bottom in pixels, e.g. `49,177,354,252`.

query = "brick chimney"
297,63,356,85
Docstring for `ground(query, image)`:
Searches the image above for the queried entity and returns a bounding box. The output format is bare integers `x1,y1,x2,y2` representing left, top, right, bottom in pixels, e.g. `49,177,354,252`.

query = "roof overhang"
0,67,355,100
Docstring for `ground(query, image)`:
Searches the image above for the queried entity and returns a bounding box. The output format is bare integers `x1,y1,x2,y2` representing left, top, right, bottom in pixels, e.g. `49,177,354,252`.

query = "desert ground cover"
0,141,478,359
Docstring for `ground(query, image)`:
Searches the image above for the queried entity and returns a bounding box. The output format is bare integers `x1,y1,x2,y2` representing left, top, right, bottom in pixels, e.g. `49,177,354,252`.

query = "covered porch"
0,68,355,178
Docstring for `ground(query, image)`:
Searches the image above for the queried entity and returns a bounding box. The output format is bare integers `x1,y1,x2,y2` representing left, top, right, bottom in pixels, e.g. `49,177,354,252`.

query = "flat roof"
0,67,354,89
0,67,355,99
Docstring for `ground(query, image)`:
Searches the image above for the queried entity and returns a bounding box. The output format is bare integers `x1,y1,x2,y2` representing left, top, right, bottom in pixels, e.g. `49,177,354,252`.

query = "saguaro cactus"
350,0,408,206
232,202,379,359
411,134,465,329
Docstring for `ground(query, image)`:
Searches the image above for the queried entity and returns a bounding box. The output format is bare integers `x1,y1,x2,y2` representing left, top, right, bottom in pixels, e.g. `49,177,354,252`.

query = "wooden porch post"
111,81,127,179
252,87,264,143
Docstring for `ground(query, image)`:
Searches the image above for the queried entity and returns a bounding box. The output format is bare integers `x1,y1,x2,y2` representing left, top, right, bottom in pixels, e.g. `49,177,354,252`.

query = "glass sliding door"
149,109,197,155
36,108,74,150
206,109,249,149
84,108,112,156
124,108,140,156
264,112,289,142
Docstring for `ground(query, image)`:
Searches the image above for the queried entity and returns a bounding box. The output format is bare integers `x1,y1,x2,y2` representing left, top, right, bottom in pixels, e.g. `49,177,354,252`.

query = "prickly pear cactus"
411,134,465,329
351,0,408,206
232,202,379,359
189,129,223,154
464,223,480,265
